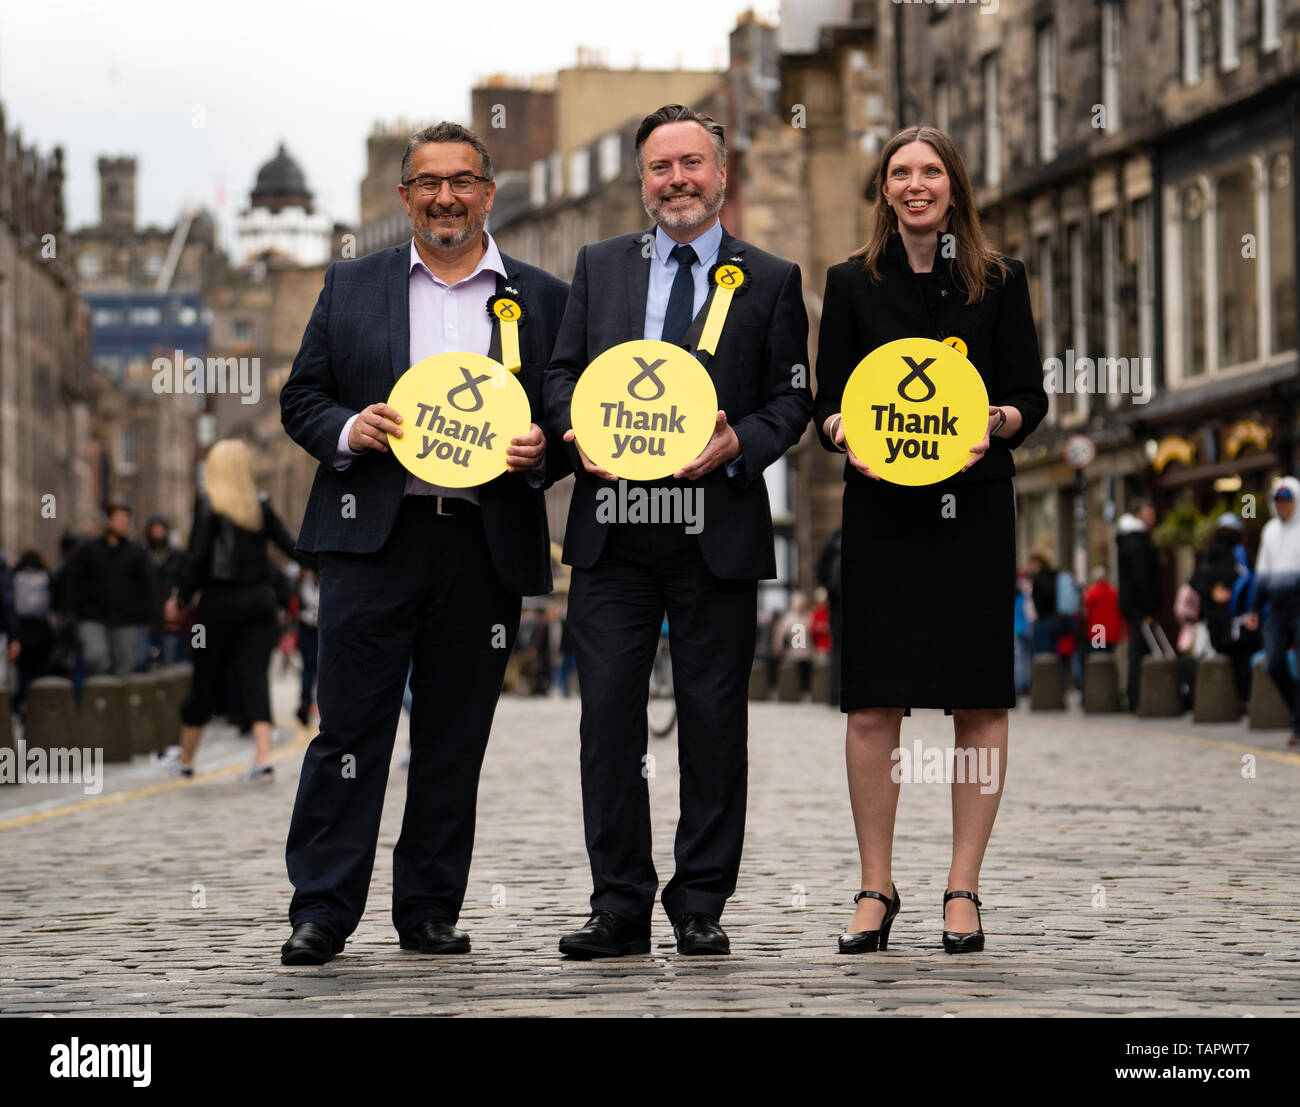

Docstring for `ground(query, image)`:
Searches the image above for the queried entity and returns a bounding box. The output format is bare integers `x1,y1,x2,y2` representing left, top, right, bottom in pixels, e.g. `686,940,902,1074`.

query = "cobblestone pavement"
2,678,1299,1017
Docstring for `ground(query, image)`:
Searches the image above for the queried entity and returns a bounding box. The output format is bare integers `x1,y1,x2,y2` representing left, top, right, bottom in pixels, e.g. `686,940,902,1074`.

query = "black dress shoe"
558,910,650,958
672,913,730,955
280,922,343,965
399,918,470,954
942,889,985,954
838,885,901,954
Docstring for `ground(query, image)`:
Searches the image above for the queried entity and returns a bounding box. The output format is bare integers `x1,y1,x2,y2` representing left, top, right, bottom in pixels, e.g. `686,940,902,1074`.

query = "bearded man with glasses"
279,121,569,965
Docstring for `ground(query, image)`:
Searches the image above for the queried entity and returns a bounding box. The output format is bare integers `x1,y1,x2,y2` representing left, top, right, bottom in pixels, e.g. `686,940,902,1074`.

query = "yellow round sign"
942,335,968,357
570,339,718,480
386,351,532,488
841,337,990,486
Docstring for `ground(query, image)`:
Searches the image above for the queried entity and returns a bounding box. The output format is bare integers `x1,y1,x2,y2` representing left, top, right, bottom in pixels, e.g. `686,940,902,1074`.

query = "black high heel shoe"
942,890,984,954
837,885,900,953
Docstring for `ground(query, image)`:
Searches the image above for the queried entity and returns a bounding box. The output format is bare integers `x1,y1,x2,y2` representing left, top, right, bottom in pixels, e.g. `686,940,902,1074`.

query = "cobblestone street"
2,679,1299,1017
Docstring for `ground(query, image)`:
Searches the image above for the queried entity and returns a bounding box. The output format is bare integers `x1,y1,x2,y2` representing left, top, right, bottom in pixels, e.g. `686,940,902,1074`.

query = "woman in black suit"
813,126,1048,954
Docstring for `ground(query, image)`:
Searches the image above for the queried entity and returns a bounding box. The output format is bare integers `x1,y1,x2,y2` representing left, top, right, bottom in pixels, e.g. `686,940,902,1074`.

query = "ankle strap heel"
942,889,984,954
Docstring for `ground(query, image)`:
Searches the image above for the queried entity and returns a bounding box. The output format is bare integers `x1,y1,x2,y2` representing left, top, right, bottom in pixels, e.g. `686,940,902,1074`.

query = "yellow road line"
1054,713,1300,766
0,724,312,830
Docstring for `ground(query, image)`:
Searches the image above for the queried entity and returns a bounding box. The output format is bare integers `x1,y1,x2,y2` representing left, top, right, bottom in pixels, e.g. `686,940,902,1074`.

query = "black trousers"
285,498,520,942
567,522,757,922
179,583,278,727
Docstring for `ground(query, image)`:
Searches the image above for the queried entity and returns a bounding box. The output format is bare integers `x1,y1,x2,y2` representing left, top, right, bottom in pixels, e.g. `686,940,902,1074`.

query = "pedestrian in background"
1083,566,1123,656
0,553,20,693
1117,498,1160,710
296,566,320,726
1027,548,1061,658
1243,478,1300,743
63,504,152,677
774,591,815,697
1013,568,1034,695
161,439,304,780
10,550,55,718
1191,514,1253,705
143,515,185,668
816,528,843,706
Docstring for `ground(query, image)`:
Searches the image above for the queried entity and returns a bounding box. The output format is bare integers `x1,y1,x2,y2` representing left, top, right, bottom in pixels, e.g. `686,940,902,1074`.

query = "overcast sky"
1,0,778,243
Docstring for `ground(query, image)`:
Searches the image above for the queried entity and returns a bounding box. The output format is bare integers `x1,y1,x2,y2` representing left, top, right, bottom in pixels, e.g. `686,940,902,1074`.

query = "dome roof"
251,143,311,204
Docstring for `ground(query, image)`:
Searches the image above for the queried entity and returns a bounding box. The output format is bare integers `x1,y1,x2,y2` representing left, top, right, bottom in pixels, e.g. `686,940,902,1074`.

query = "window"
1269,152,1296,352
1100,211,1123,408
1179,184,1207,376
233,319,253,342
1216,166,1257,367
1100,1,1122,132
933,75,950,134
1220,0,1240,70
128,306,162,326
1134,197,1156,362
568,149,589,197
529,159,547,208
983,54,1000,188
1261,0,1282,52
118,428,137,473
144,253,163,277
1166,142,1296,384
1038,23,1058,163
599,133,621,183
1068,224,1088,418
78,253,101,279
91,307,119,327
1034,235,1057,422
1182,0,1202,85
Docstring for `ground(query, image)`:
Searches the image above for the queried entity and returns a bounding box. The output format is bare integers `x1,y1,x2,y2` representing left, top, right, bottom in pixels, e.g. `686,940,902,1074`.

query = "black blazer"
544,226,811,581
813,233,1048,483
280,242,570,596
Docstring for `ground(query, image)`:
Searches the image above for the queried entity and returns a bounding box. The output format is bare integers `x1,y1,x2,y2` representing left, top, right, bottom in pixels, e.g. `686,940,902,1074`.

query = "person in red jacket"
1083,566,1125,654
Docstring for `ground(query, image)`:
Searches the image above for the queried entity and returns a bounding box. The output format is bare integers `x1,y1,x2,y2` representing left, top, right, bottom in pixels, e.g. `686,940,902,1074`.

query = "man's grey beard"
642,178,725,232
414,207,484,249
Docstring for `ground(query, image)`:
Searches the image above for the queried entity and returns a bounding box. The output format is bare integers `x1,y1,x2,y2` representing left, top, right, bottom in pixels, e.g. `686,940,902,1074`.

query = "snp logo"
49,1038,151,1087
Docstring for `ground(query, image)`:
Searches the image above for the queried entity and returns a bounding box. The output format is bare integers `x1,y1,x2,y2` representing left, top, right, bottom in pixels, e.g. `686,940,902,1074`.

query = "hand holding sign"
570,339,718,481
386,351,532,488
350,403,405,453
840,337,989,486
673,410,740,480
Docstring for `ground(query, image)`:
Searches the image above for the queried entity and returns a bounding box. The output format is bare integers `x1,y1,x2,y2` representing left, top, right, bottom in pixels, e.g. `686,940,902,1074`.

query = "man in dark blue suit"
279,122,568,965
545,105,811,957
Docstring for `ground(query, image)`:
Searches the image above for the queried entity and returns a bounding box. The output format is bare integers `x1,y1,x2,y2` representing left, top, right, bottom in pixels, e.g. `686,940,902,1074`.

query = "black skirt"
839,476,1016,712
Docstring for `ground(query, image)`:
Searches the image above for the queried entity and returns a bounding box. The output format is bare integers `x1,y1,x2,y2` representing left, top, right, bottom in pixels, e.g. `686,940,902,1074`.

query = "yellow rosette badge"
386,351,532,488
570,339,718,480
840,337,989,486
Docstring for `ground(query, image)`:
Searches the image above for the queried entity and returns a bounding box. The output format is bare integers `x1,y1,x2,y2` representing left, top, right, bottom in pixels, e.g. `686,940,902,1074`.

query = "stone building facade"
0,103,95,563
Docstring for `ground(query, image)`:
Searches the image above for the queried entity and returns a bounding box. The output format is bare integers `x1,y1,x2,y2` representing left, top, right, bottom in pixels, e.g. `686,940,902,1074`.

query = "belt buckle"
435,496,451,516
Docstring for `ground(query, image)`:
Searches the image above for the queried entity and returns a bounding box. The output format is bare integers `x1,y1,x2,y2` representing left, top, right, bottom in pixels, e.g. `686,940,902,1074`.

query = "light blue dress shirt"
641,221,742,480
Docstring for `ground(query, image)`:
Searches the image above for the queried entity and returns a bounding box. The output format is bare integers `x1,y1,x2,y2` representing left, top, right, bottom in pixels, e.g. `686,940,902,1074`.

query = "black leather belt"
411,495,477,516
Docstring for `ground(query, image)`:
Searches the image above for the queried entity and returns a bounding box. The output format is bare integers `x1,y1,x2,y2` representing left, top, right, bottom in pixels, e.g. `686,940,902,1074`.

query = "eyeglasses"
401,174,490,196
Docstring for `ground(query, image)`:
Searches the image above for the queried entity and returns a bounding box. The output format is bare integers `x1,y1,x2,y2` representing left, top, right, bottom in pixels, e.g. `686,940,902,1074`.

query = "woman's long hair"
204,439,263,532
850,125,1007,304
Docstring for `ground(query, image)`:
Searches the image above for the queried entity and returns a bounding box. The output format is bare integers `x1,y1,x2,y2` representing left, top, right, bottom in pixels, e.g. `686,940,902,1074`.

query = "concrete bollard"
24,677,76,754
123,673,161,756
1137,656,1183,717
811,657,831,704
1030,653,1065,710
1193,654,1241,722
748,661,768,702
776,660,802,703
80,676,131,763
0,689,14,784
1248,656,1293,730
1083,653,1122,713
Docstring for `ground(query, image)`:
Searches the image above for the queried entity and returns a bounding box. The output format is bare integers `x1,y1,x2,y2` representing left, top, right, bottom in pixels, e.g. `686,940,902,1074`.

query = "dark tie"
660,243,699,347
